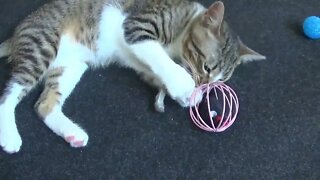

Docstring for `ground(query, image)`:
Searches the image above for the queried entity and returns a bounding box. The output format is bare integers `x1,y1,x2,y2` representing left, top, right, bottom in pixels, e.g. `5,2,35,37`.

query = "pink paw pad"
73,140,85,147
65,136,75,142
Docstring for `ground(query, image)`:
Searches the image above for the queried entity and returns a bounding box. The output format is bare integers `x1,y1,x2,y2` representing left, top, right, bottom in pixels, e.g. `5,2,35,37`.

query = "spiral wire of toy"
190,82,239,132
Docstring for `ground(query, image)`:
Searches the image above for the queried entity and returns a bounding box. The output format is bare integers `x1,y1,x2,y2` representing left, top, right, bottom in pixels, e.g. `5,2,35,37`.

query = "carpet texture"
0,0,319,179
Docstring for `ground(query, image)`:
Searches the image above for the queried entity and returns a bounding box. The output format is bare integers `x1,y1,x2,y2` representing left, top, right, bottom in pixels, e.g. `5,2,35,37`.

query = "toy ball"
189,82,239,132
303,16,320,39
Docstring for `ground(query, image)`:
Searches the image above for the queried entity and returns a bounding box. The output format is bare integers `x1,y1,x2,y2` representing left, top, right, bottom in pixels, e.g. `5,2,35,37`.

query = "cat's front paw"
166,65,196,107
176,91,202,107
0,128,22,154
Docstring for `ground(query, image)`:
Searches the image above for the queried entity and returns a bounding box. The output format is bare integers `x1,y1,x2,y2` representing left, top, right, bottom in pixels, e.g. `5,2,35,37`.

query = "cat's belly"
93,5,128,66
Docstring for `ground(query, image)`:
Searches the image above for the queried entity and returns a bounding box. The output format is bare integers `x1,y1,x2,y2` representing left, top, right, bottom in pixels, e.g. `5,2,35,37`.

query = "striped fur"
34,68,64,118
0,0,265,153
0,0,264,101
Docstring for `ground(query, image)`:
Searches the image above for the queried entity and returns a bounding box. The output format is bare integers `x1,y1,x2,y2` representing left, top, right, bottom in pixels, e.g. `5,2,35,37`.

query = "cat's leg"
34,34,92,147
0,83,26,153
0,43,52,153
0,63,46,153
128,41,197,107
35,63,89,148
140,71,167,112
117,52,169,112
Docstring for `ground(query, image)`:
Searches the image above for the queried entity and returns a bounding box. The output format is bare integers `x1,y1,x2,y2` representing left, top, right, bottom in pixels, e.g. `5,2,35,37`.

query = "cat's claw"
0,129,22,154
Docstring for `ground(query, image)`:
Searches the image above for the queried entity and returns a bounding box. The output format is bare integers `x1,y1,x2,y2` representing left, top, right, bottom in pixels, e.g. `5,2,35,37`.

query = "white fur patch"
49,34,90,105
95,5,127,66
56,63,88,105
0,83,24,153
51,35,94,68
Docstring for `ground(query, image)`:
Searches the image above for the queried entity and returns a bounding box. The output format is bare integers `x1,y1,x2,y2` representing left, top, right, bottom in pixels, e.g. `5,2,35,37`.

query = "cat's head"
182,1,266,85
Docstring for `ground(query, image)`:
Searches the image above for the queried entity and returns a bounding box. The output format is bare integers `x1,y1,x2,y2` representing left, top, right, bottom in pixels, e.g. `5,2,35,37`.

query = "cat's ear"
202,1,225,36
238,38,266,63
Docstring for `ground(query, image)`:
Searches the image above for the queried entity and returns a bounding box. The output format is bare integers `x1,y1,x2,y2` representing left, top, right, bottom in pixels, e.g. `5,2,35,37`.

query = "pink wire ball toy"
190,82,239,132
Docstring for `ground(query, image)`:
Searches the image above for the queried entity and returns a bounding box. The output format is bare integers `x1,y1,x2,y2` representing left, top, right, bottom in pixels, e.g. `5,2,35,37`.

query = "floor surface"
0,0,319,179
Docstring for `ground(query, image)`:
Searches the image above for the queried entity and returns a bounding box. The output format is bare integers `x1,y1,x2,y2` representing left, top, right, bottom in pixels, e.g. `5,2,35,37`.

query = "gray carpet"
0,0,319,179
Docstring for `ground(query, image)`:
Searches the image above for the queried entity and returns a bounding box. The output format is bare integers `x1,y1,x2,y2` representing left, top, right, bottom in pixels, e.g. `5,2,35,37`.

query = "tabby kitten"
0,0,265,154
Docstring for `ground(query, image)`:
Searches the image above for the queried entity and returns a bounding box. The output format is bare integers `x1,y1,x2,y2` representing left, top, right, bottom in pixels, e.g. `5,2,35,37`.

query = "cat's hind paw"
0,129,22,154
63,127,89,148
44,110,89,148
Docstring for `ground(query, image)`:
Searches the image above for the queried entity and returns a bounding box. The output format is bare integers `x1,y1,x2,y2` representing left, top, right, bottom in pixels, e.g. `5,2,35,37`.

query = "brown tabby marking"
0,0,266,114
0,0,266,154
35,68,64,118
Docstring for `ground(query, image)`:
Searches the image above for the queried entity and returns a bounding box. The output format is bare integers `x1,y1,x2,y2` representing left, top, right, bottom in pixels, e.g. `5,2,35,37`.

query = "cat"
0,0,265,154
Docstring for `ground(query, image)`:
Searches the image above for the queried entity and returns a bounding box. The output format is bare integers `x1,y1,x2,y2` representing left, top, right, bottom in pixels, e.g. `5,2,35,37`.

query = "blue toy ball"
303,16,320,39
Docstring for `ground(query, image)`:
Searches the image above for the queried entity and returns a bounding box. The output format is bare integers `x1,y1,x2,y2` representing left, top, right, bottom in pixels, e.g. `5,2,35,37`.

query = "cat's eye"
204,64,211,73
